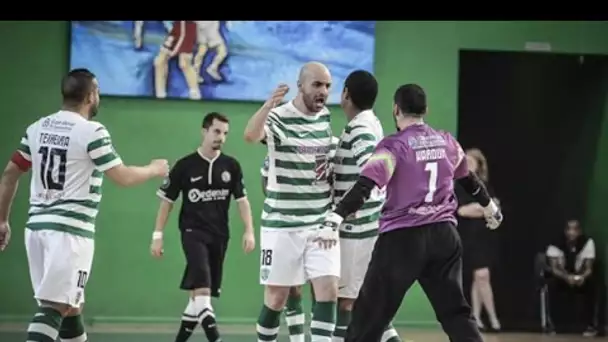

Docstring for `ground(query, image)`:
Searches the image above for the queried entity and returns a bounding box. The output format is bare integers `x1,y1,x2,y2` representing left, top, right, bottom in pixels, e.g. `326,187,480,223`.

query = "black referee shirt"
157,151,246,241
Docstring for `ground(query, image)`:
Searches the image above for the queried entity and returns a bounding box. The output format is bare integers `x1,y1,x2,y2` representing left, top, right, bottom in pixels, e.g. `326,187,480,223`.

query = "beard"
393,114,400,132
304,93,326,113
89,104,99,118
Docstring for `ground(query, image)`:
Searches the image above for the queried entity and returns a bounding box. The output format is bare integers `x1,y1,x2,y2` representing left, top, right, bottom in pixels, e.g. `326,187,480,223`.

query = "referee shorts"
179,230,227,298
345,221,483,342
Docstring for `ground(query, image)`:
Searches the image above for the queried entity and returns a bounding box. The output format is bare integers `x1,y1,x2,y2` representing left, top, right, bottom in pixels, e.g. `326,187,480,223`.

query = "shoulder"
377,133,406,153
220,153,242,168
85,120,109,133
173,152,198,169
270,102,293,117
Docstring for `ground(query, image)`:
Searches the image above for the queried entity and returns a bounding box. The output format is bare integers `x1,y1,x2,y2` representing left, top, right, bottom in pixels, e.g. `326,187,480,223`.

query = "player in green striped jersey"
0,69,168,342
332,71,402,342
261,135,340,342
245,62,339,342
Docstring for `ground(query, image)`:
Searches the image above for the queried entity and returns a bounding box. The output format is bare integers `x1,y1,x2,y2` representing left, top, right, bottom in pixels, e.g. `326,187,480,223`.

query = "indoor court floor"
0,323,606,341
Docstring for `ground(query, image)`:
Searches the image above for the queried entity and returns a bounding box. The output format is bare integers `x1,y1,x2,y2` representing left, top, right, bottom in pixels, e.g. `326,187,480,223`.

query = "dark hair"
344,70,378,110
62,68,96,105
393,84,427,116
202,112,229,129
565,219,581,230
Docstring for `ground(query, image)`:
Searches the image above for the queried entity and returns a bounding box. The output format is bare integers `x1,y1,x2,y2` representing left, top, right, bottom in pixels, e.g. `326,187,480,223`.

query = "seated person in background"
546,219,597,337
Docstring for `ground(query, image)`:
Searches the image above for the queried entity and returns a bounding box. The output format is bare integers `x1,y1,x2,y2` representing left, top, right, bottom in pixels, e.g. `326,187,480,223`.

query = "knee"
289,286,302,299
65,305,82,317
339,298,355,311
192,288,212,298
178,55,190,70
154,54,166,68
474,268,490,283
312,276,339,302
40,300,72,317
264,286,290,311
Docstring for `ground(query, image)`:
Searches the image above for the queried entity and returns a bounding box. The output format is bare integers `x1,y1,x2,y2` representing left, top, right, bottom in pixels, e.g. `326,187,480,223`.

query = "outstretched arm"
333,147,396,220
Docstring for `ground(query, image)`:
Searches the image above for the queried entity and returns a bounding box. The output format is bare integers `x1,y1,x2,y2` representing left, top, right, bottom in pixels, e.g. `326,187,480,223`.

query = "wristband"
152,231,163,240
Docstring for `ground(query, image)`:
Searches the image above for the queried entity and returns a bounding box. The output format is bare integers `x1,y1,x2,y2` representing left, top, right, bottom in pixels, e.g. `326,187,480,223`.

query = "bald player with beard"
244,62,339,342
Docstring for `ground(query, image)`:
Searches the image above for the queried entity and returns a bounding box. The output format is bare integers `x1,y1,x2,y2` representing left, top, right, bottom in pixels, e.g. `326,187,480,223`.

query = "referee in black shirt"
150,112,255,342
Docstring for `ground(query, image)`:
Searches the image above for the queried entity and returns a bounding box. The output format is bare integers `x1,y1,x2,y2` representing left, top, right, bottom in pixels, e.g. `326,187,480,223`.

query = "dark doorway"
457,50,608,331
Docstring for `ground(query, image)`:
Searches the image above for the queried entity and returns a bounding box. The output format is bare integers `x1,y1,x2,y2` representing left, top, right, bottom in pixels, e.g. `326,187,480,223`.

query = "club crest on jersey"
221,171,231,183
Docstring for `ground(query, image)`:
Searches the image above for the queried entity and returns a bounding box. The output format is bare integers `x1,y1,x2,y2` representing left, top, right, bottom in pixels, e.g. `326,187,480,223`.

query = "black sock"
191,296,221,342
175,299,198,342
59,314,88,341
175,320,198,342
200,308,221,342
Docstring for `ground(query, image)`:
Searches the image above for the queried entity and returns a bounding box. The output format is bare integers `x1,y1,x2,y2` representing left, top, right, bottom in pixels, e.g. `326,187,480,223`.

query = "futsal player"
0,68,169,342
151,112,255,342
260,133,338,342
260,153,308,341
315,83,503,342
244,62,339,342
331,70,401,342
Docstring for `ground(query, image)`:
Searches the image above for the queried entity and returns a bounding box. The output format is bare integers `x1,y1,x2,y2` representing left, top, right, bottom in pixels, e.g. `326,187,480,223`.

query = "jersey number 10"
38,146,67,191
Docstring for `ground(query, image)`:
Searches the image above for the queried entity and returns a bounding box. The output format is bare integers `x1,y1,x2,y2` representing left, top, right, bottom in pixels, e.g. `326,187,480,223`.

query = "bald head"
296,62,332,113
298,61,331,84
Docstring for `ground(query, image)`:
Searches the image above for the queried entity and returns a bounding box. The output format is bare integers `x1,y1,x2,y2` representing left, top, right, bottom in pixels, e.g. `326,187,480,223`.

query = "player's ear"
342,87,349,100
392,104,399,117
87,91,94,105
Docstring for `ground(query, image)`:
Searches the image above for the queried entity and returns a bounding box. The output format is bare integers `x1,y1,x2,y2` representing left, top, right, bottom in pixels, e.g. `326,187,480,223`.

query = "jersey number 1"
424,162,438,203
39,146,67,190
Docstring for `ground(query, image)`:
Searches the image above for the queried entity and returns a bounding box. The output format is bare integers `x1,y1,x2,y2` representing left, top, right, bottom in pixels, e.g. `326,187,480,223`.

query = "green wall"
1,20,608,326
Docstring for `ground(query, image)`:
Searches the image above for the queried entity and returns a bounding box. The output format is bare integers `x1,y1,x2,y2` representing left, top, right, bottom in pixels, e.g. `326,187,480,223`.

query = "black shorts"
179,230,228,297
345,221,482,342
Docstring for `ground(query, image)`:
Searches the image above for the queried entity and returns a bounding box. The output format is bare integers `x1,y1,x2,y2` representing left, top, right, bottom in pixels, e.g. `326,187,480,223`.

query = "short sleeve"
263,111,287,145
361,138,398,189
17,131,31,161
349,127,379,168
156,160,184,203
546,245,564,258
580,239,596,259
232,160,247,200
87,125,123,172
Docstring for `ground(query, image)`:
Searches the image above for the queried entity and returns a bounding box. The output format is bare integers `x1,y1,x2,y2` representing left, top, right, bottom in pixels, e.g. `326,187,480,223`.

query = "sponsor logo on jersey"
187,188,230,203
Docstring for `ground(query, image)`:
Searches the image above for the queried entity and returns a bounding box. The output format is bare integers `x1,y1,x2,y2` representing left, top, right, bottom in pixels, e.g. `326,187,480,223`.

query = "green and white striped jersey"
18,111,123,239
262,101,336,231
333,110,385,239
260,136,340,178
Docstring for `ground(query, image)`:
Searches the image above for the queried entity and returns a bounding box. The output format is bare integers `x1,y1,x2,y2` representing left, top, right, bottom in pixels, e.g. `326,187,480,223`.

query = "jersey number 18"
38,146,67,190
